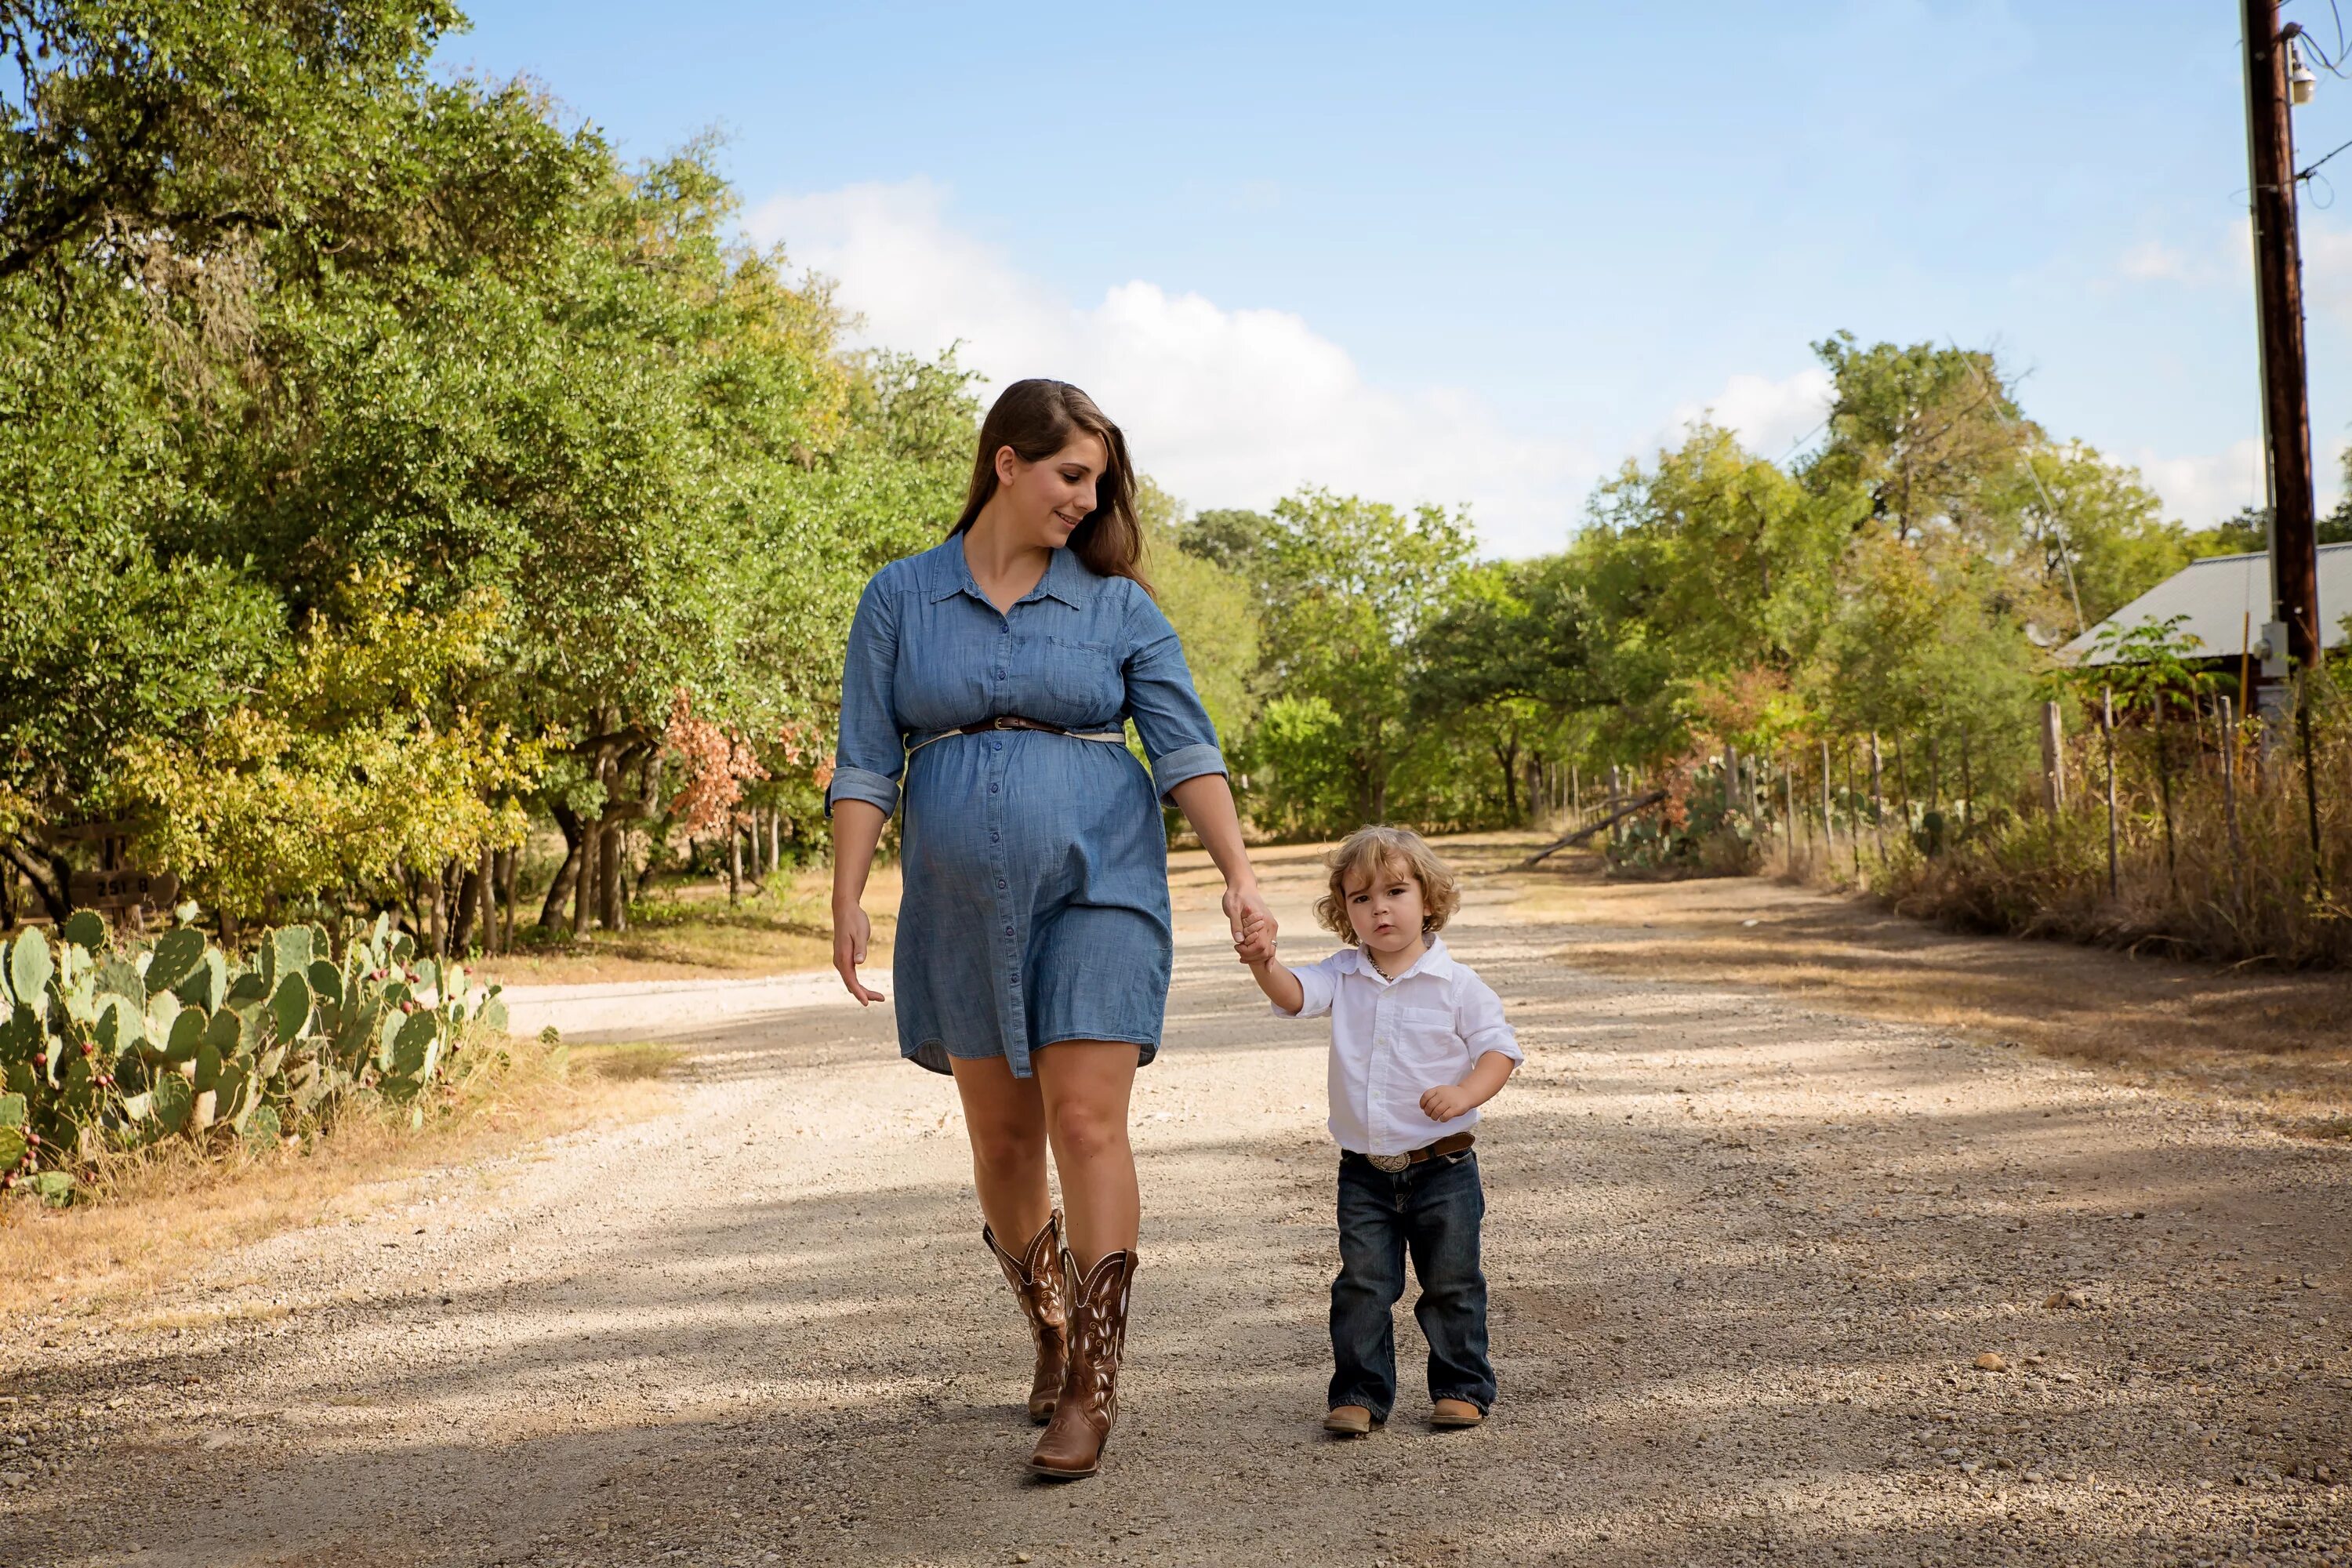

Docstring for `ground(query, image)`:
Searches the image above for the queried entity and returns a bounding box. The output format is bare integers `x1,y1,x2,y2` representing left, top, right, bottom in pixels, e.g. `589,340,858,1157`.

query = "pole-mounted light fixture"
2290,38,2318,104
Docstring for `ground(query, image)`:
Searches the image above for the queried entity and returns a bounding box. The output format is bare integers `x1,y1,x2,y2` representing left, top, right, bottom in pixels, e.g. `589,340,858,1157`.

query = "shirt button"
989,783,999,793
996,879,1007,889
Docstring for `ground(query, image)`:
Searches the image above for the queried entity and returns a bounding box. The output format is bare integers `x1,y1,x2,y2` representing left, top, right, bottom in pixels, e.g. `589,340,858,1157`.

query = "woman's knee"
1047,1098,1130,1165
967,1116,1044,1177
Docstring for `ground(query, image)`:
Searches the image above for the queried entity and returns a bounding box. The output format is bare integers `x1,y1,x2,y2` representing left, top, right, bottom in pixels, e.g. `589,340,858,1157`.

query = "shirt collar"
1343,936,1454,985
925,532,1091,610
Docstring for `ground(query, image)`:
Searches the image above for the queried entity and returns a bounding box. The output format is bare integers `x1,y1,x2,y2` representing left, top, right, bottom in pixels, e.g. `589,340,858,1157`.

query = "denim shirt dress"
826,534,1227,1078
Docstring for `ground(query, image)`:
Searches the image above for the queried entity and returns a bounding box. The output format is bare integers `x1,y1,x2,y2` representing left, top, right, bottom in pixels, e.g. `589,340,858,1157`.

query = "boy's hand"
1419,1083,1475,1123
1235,911,1278,965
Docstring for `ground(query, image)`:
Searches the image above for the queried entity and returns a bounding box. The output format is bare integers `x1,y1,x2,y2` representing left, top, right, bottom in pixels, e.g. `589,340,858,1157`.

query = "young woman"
827,379,1274,1479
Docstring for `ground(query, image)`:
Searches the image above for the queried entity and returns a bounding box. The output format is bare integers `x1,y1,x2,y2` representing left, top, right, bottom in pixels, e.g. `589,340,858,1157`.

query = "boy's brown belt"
1363,1131,1475,1172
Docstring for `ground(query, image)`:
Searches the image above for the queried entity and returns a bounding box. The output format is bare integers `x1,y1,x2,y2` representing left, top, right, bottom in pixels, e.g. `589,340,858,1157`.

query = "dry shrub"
1864,707,2351,970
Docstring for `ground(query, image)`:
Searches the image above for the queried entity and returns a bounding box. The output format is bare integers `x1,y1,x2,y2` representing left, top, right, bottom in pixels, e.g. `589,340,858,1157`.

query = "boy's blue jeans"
1330,1148,1494,1421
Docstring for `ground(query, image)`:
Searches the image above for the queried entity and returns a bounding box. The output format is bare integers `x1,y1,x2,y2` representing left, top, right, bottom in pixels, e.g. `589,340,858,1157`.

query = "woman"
828,379,1273,1479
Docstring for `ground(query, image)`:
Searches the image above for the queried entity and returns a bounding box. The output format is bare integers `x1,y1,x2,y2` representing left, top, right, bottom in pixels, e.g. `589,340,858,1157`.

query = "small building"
2060,543,2349,667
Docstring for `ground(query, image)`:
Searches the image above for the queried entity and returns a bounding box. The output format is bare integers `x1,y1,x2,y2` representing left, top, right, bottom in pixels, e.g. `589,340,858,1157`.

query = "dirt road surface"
5,844,2348,1567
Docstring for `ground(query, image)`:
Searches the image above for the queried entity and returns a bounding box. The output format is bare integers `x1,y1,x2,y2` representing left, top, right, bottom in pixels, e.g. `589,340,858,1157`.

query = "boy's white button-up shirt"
1272,937,1523,1158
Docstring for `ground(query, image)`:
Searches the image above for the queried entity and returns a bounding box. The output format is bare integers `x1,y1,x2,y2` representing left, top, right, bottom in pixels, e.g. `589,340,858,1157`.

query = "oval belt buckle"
1367,1152,1411,1173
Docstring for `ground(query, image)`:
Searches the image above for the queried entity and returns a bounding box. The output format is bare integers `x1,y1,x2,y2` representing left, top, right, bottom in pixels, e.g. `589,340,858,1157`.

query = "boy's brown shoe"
1430,1399,1485,1428
1323,1405,1374,1436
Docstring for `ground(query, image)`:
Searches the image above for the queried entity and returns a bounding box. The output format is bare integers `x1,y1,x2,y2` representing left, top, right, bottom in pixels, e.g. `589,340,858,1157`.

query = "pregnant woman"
827,379,1274,1479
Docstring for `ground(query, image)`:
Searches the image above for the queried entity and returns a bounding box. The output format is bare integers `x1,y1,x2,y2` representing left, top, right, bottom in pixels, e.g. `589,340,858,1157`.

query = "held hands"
1234,910,1278,966
1225,882,1277,964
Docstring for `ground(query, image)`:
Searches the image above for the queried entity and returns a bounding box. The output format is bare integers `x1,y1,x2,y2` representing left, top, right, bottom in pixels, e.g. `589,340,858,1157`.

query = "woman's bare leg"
949,1056,1053,1247
1033,1041,1141,1271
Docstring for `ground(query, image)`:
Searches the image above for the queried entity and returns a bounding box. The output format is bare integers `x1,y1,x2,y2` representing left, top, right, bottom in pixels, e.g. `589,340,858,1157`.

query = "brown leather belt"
1363,1131,1475,1172
906,715,1127,755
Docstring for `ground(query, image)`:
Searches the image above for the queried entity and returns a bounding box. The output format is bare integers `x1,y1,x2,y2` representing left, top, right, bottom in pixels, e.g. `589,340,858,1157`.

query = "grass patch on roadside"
1497,845,2352,1131
0,1029,684,1323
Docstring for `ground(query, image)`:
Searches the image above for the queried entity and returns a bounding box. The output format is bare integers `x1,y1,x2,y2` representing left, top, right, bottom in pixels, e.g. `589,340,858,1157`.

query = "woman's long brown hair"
953,379,1150,593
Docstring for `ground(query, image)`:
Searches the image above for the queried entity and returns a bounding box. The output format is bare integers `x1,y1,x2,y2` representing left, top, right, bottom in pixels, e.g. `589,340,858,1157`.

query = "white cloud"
2120,238,2196,283
745,180,1599,557
2131,437,2265,526
1667,368,1835,460
2301,223,2352,323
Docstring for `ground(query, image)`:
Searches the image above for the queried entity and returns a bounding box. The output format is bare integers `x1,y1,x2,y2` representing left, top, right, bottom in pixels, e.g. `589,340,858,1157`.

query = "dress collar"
925,532,1092,610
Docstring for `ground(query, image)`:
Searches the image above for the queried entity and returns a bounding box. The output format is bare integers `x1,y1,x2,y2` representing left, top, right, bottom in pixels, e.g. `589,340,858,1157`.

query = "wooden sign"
67,869,180,913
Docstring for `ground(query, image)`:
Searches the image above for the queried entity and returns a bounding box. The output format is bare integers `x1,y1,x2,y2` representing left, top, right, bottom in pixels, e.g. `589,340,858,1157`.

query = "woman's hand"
829,798,890,1006
1223,880,1276,949
833,901,886,1005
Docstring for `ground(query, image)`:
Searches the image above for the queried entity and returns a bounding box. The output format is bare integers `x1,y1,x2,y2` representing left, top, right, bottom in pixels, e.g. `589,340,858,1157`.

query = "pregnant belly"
902,736,1160,891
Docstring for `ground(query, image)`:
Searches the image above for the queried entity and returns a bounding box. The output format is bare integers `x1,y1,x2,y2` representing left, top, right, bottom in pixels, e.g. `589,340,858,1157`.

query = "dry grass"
0,1034,683,1323
1486,841,2352,1133
477,864,900,986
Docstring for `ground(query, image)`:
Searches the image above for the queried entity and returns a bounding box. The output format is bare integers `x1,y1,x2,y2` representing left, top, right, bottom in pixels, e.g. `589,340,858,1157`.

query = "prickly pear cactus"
3,912,512,1206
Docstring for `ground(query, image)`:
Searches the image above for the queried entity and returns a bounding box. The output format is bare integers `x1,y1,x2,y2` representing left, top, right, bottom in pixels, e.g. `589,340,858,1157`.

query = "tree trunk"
728,822,742,906
572,815,598,937
599,819,625,931
451,863,481,955
1,837,70,924
478,847,497,956
499,848,519,950
542,804,583,931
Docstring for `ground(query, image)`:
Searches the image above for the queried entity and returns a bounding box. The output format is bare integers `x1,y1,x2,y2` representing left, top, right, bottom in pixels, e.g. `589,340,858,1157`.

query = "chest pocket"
1388,1004,1466,1076
1031,635,1123,724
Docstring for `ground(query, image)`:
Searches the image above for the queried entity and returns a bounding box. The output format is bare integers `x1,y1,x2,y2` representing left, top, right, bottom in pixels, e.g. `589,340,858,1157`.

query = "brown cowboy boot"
984,1212,1070,1423
1028,1248,1138,1479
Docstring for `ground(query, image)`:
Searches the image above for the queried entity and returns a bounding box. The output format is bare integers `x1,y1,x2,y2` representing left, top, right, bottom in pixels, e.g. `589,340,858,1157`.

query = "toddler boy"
1237,826,1519,1433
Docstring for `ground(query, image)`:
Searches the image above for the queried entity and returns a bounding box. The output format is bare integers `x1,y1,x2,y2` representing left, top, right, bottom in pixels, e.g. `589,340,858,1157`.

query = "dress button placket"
990,622,1023,1065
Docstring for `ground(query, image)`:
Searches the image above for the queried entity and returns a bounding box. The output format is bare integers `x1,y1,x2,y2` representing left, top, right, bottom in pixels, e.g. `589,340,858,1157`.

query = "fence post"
1723,744,1738,816
2102,685,2119,899
2220,695,2246,910
2040,700,2066,815
1571,763,1581,824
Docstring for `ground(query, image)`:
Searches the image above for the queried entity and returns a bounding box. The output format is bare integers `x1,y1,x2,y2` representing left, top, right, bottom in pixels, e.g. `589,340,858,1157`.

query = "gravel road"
2,847,2347,1567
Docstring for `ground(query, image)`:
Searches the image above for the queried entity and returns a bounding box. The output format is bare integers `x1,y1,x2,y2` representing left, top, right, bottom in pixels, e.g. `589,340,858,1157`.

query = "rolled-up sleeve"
1120,587,1227,800
1271,952,1344,1019
826,575,906,818
1454,972,1523,1063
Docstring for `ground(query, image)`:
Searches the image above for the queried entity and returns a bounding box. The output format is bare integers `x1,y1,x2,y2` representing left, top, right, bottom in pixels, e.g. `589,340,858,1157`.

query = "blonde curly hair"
1314,825,1461,943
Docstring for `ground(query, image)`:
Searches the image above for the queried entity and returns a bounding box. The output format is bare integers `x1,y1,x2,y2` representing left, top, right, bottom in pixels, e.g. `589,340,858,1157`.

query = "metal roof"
2059,542,2351,665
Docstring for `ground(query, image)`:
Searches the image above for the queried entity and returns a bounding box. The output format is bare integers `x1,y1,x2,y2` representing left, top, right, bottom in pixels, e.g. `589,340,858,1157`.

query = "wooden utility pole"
2241,0,2325,677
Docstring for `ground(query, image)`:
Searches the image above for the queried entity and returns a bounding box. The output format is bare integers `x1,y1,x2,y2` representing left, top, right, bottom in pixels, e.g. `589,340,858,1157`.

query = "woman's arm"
1167,772,1274,946
830,799,888,1004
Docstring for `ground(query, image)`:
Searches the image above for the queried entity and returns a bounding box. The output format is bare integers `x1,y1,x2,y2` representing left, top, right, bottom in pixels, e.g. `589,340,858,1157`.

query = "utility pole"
2242,0,2333,893
2241,0,2325,688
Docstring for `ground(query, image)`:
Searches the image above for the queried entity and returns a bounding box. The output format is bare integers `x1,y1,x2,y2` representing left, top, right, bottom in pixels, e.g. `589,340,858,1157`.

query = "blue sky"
437,1,2352,557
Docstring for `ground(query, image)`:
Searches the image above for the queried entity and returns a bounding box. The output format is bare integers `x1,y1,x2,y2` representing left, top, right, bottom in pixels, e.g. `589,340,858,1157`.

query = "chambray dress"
826,535,1227,1078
